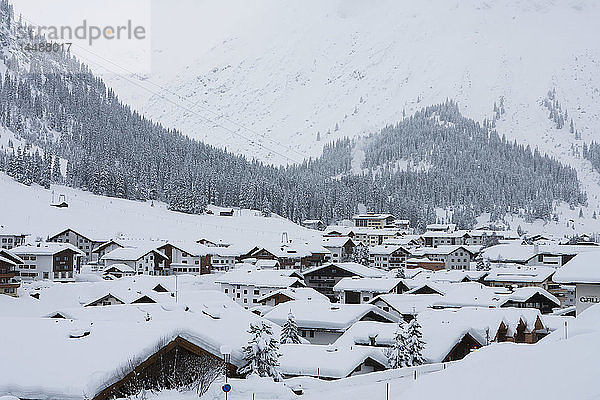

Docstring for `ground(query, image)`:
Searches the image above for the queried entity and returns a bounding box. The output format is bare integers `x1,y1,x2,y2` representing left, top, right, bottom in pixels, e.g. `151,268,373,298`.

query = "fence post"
386,382,389,400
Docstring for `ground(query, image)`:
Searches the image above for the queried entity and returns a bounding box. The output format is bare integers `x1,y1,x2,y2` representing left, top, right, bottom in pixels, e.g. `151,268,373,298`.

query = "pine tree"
404,318,426,367
239,322,282,381
350,243,369,265
280,311,301,344
386,322,407,368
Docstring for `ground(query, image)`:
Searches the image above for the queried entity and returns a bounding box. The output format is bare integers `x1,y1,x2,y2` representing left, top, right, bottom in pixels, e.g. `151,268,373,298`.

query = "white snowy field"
0,172,318,246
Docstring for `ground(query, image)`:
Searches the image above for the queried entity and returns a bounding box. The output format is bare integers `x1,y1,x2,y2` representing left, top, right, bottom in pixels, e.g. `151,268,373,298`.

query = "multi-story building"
0,249,23,296
215,268,305,309
0,226,27,250
302,262,385,300
368,245,411,270
411,245,479,270
47,228,108,264
353,213,395,229
322,237,355,263
353,228,403,247
157,242,212,275
11,243,84,282
101,246,169,276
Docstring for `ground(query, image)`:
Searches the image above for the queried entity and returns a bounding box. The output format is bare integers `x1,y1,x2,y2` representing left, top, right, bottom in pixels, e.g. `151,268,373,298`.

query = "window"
236,293,240,298
224,288,229,293
254,290,259,295
182,253,188,257
243,289,248,294
309,331,314,338
243,299,247,303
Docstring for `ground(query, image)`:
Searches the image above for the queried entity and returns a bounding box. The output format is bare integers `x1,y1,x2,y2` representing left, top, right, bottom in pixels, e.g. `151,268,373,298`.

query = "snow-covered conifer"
280,311,301,344
239,322,282,381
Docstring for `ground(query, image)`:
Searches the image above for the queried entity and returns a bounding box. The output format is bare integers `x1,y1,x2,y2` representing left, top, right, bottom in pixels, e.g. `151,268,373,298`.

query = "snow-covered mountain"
81,0,600,164
4,0,600,234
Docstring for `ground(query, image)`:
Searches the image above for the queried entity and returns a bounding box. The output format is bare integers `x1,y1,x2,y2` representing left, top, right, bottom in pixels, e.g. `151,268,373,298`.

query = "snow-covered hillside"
45,0,597,165
0,172,317,246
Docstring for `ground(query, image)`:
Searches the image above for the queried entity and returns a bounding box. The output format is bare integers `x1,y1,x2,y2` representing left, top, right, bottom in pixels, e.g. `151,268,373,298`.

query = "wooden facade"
93,336,237,400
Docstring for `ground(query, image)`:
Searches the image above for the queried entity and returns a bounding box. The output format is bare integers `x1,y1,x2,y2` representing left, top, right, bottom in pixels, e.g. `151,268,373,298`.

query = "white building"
0,226,27,250
333,276,408,304
554,251,600,315
10,243,85,282
322,236,355,263
368,244,411,269
411,246,480,270
215,268,305,309
101,246,169,276
47,228,108,264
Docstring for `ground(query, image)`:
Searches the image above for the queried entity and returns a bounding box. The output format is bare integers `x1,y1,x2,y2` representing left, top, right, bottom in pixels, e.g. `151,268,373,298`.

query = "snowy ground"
0,172,318,246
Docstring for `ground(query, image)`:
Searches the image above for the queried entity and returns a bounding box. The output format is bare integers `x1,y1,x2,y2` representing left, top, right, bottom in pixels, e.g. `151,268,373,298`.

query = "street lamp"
220,345,232,399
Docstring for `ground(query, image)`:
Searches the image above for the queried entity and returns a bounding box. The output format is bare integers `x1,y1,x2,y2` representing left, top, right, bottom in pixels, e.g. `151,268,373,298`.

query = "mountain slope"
0,0,592,231
74,0,600,166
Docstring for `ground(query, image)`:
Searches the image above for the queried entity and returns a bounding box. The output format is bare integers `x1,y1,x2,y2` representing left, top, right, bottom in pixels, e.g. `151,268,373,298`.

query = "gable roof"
553,251,600,284
370,293,443,315
48,228,108,243
333,277,407,293
0,297,280,400
11,243,85,256
279,344,388,378
101,246,168,262
257,287,330,303
485,265,555,283
302,262,385,278
215,268,305,288
263,300,398,331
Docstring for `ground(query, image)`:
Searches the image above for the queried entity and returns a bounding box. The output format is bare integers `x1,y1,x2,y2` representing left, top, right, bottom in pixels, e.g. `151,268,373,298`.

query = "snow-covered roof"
101,246,168,262
159,241,214,257
400,305,600,400
333,277,405,293
255,259,280,268
431,283,560,309
484,265,555,283
48,227,108,243
11,242,85,256
482,243,599,263
264,300,398,332
215,268,304,288
0,297,279,400
0,249,24,265
370,293,443,315
421,230,470,238
279,344,388,379
302,262,385,278
321,236,355,248
104,263,136,273
334,319,485,364
412,245,481,256
369,244,407,255
353,213,394,220
409,269,488,284
257,287,330,303
553,251,600,284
